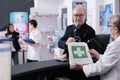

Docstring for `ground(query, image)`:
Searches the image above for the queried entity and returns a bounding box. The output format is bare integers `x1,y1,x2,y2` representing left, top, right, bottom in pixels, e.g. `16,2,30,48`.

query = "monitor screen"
9,12,29,38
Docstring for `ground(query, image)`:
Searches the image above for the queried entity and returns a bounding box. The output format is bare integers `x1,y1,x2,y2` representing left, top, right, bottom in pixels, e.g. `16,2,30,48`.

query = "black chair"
95,34,110,54
87,34,110,63
88,34,110,54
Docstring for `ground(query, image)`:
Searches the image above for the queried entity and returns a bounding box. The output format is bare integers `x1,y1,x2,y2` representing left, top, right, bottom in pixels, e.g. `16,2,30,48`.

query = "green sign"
71,46,88,58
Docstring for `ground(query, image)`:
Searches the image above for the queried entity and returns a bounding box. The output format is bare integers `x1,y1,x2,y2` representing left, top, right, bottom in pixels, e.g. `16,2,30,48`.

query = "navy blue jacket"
58,23,95,57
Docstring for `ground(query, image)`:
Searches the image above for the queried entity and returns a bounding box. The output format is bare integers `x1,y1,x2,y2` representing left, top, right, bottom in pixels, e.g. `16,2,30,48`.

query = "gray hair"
109,14,120,32
73,6,86,16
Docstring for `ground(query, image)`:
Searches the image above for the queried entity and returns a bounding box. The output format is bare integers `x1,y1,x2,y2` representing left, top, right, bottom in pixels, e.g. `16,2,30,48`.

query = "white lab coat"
27,29,42,61
83,36,120,80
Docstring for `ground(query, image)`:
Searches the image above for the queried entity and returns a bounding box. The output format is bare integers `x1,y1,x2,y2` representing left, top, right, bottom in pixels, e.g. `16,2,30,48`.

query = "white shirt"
27,29,42,61
83,36,120,80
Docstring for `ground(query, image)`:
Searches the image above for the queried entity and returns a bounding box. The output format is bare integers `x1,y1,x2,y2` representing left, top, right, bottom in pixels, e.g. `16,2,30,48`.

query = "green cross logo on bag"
71,46,88,58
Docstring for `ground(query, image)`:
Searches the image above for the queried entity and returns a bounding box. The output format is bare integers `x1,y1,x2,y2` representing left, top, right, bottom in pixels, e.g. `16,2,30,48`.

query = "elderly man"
58,6,95,58
73,14,120,80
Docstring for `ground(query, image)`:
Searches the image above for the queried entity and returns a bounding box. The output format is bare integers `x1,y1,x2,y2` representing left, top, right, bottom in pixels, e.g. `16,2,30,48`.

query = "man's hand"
60,54,67,59
89,49,100,59
72,63,83,70
66,37,75,45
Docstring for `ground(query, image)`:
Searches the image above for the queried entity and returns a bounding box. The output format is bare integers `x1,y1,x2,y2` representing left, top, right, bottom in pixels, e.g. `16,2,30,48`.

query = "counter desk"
12,60,99,80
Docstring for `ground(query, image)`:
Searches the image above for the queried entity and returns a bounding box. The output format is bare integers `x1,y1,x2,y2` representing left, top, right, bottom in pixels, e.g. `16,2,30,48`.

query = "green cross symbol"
71,46,88,58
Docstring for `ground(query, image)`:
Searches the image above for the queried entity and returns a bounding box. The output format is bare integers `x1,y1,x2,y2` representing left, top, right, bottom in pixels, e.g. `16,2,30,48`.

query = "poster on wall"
10,12,29,38
99,4,113,34
61,8,67,30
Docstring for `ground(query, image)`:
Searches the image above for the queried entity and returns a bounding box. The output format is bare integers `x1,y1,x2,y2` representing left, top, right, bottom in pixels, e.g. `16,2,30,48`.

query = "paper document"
68,42,93,69
24,39,35,43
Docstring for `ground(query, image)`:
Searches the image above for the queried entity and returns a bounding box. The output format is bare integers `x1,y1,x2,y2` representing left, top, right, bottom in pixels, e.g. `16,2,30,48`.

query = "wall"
65,0,97,30
30,0,120,61
86,0,96,32
86,0,119,34
31,0,63,31
61,0,119,34
95,0,112,34
58,0,67,30
0,0,34,31
30,0,64,61
0,0,34,65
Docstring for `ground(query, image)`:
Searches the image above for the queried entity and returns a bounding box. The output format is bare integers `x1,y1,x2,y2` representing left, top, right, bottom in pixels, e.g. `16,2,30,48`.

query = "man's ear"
114,27,119,33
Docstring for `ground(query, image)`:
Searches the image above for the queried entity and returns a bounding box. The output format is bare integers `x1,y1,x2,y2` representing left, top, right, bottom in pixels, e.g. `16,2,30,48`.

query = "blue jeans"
12,51,19,65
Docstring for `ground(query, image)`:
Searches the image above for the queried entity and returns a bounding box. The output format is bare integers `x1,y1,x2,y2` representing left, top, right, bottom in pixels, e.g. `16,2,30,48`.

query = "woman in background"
5,24,21,65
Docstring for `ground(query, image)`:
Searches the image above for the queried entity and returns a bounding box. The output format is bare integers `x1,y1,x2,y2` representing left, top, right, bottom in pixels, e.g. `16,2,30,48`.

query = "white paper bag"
68,42,93,69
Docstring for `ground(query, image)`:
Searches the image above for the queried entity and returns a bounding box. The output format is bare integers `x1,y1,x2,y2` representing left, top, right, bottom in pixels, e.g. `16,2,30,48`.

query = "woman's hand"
7,35,12,38
89,49,100,59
